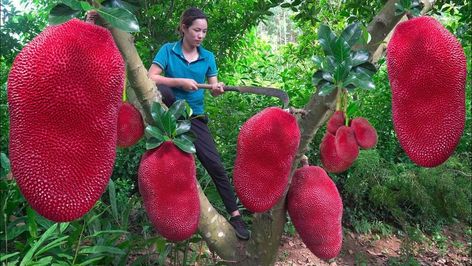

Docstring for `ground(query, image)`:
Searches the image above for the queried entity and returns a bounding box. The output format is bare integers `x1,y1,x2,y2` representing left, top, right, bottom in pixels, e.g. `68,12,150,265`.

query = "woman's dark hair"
178,7,207,37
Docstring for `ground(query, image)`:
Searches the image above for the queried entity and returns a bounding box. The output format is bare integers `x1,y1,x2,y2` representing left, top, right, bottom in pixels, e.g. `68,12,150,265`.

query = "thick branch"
102,21,160,124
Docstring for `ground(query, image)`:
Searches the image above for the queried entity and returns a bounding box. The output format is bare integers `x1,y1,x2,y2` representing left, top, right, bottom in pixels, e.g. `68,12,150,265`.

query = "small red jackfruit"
387,16,466,167
320,133,353,173
351,117,377,149
233,107,300,213
7,19,124,222
334,126,359,163
327,111,345,135
288,166,343,260
138,141,200,241
117,102,144,148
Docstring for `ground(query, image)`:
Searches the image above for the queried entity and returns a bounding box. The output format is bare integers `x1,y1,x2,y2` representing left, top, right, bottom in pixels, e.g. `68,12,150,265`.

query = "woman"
148,7,250,240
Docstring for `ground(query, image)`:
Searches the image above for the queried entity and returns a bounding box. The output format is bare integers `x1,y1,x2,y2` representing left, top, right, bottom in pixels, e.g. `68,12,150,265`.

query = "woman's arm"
207,76,224,96
148,64,198,91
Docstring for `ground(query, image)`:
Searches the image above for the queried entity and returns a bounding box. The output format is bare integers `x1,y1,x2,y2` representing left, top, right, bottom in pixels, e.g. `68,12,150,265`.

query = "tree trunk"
102,0,435,264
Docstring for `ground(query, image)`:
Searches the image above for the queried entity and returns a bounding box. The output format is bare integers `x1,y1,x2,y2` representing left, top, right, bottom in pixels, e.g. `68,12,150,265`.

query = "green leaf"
145,125,165,141
35,236,69,257
346,101,360,117
333,60,352,83
321,56,336,73
146,137,164,150
341,22,362,47
173,136,196,154
344,72,375,90
79,245,126,255
312,70,324,85
322,72,334,82
161,112,177,137
351,50,369,66
20,223,58,266
311,55,323,68
62,0,82,10
108,179,118,220
77,256,106,266
97,6,139,32
318,82,336,96
80,1,93,11
168,100,187,119
48,4,81,25
318,24,337,56
0,252,20,262
0,152,10,177
102,0,140,13
333,37,351,63
353,62,377,76
151,102,166,131
26,206,38,238
175,120,191,135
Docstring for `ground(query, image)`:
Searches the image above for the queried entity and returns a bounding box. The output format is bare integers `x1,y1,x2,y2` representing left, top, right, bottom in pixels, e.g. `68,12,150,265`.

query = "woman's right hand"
179,78,198,91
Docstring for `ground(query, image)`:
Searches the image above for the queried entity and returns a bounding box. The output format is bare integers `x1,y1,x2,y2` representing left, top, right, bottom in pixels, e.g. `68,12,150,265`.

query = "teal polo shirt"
153,40,218,115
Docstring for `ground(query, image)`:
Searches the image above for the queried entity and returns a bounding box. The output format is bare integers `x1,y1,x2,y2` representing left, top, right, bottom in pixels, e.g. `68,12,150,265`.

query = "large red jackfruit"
288,166,343,260
233,107,300,213
387,16,466,167
334,126,359,162
117,102,144,148
327,111,345,135
7,19,124,222
138,141,200,241
351,117,377,149
320,133,353,173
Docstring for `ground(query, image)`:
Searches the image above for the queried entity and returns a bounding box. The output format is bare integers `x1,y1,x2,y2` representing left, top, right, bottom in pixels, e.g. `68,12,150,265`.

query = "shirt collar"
171,40,209,61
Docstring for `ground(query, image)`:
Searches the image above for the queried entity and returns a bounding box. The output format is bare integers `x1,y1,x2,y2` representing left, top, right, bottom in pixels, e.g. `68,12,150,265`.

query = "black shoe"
229,215,250,240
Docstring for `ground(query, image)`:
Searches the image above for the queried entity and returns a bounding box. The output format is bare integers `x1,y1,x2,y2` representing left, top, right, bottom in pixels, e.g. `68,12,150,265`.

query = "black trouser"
158,85,239,214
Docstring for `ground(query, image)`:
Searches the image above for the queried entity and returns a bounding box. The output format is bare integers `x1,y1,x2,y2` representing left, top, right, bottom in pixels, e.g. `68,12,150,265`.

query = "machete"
197,83,289,108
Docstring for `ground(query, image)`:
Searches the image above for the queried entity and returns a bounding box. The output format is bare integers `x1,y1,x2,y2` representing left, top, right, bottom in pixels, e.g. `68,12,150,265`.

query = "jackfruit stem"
300,155,309,167
343,89,349,126
335,87,342,111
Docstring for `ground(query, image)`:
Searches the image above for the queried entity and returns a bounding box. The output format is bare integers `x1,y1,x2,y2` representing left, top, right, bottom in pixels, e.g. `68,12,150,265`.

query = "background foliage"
1,0,471,264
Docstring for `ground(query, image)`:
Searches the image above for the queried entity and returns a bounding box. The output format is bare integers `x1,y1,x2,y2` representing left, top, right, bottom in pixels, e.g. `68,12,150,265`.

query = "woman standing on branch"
148,7,250,240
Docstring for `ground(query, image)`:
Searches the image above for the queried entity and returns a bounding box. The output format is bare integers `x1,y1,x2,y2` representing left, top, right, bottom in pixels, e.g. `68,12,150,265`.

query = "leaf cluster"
395,0,424,17
49,0,139,32
145,100,196,154
312,22,376,96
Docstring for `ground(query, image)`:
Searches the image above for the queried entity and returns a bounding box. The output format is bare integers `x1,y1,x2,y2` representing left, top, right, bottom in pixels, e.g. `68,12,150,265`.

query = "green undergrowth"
340,150,472,234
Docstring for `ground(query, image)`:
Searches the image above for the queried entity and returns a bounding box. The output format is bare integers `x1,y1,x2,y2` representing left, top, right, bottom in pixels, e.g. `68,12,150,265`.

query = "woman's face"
182,18,208,47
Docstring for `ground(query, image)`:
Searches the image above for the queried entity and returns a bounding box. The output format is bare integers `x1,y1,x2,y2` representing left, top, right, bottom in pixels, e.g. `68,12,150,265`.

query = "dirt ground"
275,224,471,265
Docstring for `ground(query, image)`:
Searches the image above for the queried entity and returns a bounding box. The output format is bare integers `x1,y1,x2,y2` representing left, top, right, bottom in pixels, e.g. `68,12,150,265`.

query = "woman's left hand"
210,82,225,97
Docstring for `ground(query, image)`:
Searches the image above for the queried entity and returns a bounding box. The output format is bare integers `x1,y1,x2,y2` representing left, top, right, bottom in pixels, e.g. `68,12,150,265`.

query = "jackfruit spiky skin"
334,126,359,163
117,102,144,148
387,16,466,167
7,19,125,222
351,117,377,149
327,111,345,135
138,141,200,241
320,133,353,173
288,166,343,260
233,107,300,213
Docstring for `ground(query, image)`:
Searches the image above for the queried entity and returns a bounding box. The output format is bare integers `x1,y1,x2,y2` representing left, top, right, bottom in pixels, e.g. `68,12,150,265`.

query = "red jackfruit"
334,126,359,163
233,107,300,213
327,111,345,135
320,133,353,173
387,16,466,167
7,19,124,222
117,102,144,148
288,166,343,260
138,141,199,241
351,117,377,149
